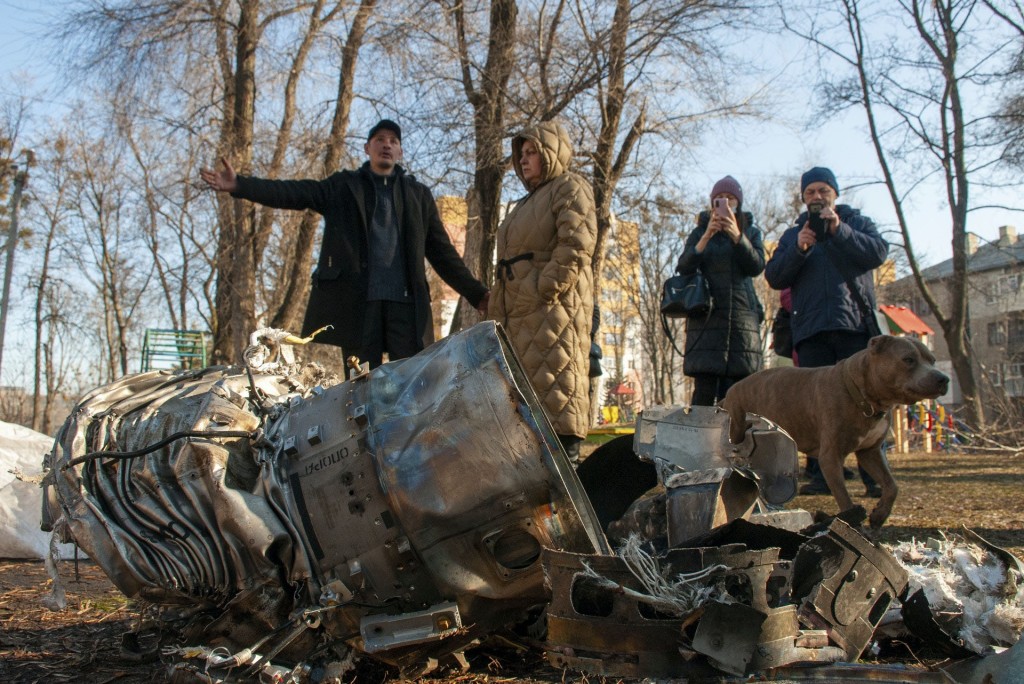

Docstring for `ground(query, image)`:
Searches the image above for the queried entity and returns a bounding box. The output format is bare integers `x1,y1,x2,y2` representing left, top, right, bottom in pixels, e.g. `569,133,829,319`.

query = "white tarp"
0,420,77,558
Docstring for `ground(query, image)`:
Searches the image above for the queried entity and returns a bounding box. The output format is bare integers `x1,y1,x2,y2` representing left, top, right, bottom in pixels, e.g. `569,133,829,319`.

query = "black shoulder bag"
771,308,793,358
660,269,712,319
660,268,714,358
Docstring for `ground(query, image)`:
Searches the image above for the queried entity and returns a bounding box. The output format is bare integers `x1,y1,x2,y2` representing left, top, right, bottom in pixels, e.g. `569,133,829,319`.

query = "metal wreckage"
40,322,1023,682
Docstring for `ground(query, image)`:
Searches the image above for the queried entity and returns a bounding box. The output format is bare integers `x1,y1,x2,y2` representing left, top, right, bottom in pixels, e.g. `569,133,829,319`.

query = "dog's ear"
868,335,893,353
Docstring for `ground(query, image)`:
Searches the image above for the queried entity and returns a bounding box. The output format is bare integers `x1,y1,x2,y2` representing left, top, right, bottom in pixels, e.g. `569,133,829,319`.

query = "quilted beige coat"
489,121,597,439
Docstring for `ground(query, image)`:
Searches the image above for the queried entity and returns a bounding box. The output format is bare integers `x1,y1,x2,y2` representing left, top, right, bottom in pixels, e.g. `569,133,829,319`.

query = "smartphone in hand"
807,202,827,238
714,197,732,219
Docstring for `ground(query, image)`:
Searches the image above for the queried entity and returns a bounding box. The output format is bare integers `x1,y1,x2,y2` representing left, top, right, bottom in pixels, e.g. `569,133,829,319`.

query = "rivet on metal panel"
283,436,298,457
307,425,322,446
352,405,368,427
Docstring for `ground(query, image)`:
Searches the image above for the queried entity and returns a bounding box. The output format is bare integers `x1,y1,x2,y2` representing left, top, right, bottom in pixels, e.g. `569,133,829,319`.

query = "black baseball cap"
368,119,402,142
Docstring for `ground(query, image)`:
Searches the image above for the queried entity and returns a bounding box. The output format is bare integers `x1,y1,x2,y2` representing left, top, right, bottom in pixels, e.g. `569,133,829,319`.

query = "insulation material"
887,534,1024,653
0,420,77,559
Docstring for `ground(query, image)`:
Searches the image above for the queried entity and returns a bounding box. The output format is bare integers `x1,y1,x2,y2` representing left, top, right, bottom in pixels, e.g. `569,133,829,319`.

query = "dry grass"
789,448,1024,558
0,448,1020,682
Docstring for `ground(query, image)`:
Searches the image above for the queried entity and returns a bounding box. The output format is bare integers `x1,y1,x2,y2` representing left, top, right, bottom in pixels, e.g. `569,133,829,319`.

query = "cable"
61,430,256,470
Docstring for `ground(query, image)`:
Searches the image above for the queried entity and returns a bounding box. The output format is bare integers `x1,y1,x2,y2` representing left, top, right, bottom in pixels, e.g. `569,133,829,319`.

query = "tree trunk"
270,0,377,334
449,0,518,336
213,0,260,363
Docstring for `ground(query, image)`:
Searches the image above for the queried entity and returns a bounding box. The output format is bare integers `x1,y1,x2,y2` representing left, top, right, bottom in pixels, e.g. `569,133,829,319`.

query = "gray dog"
721,335,949,528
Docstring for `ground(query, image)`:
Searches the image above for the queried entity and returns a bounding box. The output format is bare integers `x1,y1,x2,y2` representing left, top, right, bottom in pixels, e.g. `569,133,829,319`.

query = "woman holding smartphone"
675,176,766,406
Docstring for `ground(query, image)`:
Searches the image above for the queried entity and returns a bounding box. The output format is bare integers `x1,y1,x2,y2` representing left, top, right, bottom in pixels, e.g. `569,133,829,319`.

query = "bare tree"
59,0,359,362
986,0,1024,166
61,121,149,381
434,0,519,333
268,0,378,333
577,0,754,303
627,194,689,405
783,0,1022,427
27,136,73,433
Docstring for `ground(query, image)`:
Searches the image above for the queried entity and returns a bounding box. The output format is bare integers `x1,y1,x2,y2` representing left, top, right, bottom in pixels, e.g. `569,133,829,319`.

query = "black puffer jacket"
676,211,766,378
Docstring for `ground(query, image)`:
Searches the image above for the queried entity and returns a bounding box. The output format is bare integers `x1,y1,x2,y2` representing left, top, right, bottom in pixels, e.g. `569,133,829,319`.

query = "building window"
1004,361,1024,380
1009,314,1024,346
986,274,1022,305
989,320,1007,346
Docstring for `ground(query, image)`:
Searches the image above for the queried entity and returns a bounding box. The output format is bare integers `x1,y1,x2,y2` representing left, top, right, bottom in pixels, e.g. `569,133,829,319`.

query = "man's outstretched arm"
199,157,239,193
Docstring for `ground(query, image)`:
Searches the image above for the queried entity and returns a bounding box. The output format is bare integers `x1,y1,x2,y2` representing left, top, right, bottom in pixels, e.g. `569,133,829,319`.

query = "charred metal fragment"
792,519,909,659
543,547,720,678
902,588,977,659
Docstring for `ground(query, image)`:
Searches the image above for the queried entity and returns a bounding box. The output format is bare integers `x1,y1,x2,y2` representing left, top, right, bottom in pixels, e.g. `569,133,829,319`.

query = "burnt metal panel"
792,519,909,659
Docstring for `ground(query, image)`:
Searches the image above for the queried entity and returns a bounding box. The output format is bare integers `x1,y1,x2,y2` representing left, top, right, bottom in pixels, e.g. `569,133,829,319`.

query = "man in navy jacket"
765,166,889,494
202,119,488,368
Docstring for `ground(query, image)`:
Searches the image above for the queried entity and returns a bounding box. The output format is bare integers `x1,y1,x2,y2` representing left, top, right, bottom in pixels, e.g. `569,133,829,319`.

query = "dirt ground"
1,447,1022,683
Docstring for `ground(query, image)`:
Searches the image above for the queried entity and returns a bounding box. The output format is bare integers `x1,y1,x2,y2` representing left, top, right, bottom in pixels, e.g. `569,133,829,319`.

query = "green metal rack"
141,329,209,372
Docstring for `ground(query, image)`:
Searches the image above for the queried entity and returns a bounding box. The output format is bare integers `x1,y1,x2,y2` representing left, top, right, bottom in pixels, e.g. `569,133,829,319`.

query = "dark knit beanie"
710,175,743,206
368,119,402,142
800,166,839,195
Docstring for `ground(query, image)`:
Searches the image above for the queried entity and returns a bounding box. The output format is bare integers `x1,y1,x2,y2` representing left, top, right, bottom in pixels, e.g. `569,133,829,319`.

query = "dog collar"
841,363,887,419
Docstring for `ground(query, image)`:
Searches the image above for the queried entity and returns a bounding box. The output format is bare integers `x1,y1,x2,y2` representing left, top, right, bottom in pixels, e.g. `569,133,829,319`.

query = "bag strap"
821,242,882,336
661,312,686,357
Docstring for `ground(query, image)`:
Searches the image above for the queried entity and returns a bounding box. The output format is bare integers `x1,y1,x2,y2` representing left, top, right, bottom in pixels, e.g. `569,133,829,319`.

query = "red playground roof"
880,305,934,336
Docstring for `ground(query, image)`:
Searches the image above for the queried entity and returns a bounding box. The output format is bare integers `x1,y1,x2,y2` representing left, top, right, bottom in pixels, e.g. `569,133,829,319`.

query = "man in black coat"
201,119,489,368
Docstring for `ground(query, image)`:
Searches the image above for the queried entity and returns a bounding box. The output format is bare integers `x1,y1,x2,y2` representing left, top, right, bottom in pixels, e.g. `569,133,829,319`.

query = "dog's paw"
727,419,750,445
868,508,890,529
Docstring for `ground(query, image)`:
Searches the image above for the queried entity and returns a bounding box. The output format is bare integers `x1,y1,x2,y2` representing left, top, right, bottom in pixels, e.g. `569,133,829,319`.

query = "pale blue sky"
1,0,1020,269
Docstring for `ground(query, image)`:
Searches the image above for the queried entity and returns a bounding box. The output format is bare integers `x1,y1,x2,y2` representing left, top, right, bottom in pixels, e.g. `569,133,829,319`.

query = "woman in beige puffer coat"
489,121,597,461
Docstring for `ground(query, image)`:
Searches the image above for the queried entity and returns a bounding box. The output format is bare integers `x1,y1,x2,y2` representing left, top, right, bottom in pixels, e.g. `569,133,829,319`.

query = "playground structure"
890,400,968,454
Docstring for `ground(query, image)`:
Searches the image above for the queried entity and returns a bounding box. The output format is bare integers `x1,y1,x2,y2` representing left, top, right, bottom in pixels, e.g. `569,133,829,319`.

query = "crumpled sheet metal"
635,405,799,506
44,367,305,604
621,405,801,548
941,633,1024,684
44,322,606,673
544,519,912,679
